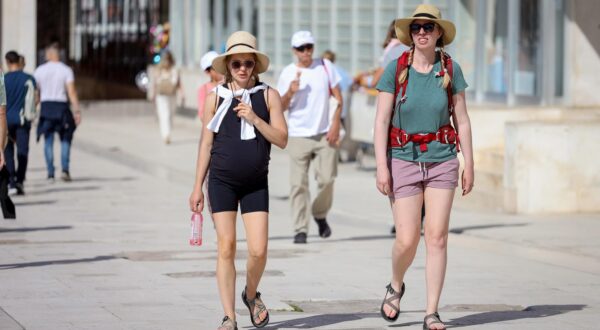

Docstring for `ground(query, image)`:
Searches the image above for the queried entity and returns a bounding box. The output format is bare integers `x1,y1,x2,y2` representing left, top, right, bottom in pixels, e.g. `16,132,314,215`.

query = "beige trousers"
288,134,338,234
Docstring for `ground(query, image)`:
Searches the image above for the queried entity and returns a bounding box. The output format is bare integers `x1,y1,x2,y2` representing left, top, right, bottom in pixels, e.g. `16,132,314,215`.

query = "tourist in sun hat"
373,4,474,329
189,30,287,330
277,30,343,244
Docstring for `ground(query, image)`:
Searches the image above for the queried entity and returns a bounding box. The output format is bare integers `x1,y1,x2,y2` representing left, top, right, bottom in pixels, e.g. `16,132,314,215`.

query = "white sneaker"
8,187,17,196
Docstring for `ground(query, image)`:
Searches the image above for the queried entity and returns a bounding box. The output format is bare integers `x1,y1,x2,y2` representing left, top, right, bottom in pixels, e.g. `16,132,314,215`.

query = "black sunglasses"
294,44,314,52
230,60,255,70
409,22,436,33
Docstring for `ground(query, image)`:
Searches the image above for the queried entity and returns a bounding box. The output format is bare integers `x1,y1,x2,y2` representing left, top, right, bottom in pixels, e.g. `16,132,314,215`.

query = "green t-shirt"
376,54,468,162
0,71,6,106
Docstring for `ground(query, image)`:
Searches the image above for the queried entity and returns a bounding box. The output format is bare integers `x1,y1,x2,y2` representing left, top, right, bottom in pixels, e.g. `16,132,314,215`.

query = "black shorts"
208,175,269,214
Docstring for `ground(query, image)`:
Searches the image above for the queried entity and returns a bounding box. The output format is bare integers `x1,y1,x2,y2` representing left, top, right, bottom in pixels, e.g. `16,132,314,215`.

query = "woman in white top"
152,51,181,144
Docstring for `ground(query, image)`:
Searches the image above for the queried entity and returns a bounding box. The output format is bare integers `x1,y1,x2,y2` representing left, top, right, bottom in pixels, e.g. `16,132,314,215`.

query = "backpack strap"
321,59,333,96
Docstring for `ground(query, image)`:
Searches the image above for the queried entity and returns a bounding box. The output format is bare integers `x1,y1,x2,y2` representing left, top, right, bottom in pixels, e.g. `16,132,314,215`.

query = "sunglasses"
294,44,314,52
409,22,436,33
230,60,255,70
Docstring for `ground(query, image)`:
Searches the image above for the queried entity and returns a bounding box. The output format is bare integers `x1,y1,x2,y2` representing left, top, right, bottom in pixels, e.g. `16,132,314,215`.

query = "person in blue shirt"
3,51,38,195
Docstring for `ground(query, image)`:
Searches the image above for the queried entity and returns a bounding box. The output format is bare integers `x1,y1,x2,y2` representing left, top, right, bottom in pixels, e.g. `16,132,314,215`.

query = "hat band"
413,13,438,19
227,43,255,52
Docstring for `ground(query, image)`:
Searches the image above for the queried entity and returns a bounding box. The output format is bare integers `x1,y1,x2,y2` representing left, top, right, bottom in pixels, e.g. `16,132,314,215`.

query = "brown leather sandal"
380,282,405,322
217,316,237,330
241,286,269,328
423,312,446,330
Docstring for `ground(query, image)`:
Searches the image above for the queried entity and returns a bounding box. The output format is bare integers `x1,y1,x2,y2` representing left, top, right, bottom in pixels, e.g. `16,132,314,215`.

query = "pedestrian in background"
198,51,224,123
277,30,343,244
152,50,181,144
374,4,474,329
0,68,15,218
355,19,409,90
189,31,287,330
34,43,81,182
3,51,38,195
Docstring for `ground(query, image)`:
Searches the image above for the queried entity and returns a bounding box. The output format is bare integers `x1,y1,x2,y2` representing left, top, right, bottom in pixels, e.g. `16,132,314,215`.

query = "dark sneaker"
15,183,25,195
314,218,332,238
61,171,72,182
293,232,307,244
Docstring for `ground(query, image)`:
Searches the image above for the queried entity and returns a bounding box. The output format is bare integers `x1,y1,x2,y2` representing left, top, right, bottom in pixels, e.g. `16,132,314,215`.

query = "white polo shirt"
277,58,341,137
34,61,74,102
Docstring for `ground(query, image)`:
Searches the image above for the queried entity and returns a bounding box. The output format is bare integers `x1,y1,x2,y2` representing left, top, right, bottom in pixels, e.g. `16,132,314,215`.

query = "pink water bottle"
189,213,203,246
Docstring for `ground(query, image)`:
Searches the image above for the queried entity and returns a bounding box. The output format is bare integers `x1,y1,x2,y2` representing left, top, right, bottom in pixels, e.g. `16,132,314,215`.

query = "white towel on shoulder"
206,84,268,140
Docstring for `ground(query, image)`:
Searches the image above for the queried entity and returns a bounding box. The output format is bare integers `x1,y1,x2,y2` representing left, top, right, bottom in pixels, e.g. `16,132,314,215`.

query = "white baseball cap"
291,31,315,48
200,51,219,71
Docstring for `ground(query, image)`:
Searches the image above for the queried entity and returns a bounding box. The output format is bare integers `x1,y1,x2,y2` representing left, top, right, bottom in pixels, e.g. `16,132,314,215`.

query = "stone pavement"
0,101,598,329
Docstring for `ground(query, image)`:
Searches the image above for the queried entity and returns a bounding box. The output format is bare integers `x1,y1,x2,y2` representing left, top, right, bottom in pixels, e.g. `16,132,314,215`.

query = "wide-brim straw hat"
395,4,456,46
212,31,270,74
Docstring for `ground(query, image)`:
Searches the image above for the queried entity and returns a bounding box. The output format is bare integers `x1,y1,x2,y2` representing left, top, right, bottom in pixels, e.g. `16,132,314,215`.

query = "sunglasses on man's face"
410,22,436,33
230,60,255,70
294,44,314,53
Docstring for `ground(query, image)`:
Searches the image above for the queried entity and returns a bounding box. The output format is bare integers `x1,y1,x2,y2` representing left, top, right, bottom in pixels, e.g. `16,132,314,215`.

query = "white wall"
566,0,600,107
504,120,600,213
1,0,37,69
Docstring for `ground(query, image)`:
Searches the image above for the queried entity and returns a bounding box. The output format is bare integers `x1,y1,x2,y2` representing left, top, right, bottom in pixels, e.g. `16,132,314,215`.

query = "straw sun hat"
394,4,456,46
211,31,270,74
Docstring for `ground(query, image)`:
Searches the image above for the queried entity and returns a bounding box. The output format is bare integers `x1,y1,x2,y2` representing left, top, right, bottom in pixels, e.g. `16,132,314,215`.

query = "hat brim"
395,17,456,46
212,46,270,75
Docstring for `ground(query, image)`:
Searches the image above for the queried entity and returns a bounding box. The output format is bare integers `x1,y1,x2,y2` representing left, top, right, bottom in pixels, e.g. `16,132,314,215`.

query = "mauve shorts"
389,157,459,198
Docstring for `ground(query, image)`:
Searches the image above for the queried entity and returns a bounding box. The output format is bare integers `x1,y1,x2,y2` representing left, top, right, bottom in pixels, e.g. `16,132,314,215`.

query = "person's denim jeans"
4,123,31,187
44,132,70,178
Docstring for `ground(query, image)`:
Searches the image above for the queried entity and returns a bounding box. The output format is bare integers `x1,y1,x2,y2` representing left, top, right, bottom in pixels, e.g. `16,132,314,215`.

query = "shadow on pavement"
449,223,528,234
69,176,137,183
261,313,379,329
26,186,101,195
0,255,117,270
391,304,586,328
13,200,57,206
0,225,72,233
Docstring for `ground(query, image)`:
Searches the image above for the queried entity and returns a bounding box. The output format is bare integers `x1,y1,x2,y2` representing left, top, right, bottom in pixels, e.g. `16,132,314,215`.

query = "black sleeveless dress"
208,83,272,213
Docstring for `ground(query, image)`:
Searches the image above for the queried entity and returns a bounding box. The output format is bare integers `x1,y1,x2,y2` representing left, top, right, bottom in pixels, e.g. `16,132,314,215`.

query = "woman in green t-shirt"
373,4,474,330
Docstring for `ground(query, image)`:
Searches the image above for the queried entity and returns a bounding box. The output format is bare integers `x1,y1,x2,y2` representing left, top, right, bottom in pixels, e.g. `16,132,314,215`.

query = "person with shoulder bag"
152,50,181,144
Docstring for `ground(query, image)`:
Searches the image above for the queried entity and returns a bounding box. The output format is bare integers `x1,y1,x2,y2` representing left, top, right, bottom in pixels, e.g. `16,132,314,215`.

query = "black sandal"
241,286,269,328
423,312,446,330
380,282,405,322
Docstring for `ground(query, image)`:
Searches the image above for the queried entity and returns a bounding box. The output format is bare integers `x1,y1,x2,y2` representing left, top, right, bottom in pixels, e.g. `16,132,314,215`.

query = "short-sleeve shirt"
0,71,6,106
376,54,468,162
4,70,36,125
34,61,74,102
277,58,341,137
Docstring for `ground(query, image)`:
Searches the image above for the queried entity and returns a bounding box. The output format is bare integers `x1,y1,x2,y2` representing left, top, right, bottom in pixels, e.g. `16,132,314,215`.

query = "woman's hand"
376,167,392,196
189,187,204,213
461,164,474,196
234,102,259,124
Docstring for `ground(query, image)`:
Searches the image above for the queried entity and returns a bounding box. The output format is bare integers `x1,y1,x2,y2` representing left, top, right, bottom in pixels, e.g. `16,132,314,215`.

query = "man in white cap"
277,30,343,244
197,51,223,122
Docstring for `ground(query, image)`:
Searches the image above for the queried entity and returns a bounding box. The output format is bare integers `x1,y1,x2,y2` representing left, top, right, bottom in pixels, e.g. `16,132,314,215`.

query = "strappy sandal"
423,312,446,330
241,286,269,328
217,316,238,330
380,282,405,322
